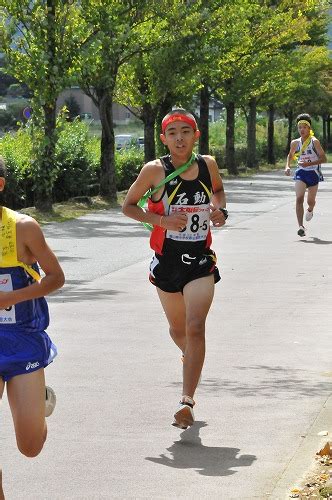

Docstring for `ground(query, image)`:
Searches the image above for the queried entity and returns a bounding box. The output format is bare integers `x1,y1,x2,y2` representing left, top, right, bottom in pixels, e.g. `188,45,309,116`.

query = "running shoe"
45,386,56,417
305,210,313,222
297,226,306,237
172,396,195,429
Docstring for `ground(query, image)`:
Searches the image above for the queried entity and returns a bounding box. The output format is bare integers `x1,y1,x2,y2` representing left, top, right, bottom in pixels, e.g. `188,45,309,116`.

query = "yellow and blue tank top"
0,207,49,332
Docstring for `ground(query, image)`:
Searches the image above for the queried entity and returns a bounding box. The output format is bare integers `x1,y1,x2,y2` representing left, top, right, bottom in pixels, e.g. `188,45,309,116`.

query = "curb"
269,392,332,499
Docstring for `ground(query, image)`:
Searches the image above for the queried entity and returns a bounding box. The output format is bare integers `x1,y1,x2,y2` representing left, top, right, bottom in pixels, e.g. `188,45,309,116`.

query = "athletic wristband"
219,208,228,220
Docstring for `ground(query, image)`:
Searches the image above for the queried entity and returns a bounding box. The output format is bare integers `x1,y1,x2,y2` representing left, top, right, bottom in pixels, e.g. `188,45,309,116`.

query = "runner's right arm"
285,140,297,176
122,163,188,231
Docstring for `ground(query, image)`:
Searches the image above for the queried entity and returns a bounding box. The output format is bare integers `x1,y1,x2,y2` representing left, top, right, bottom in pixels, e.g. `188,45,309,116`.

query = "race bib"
167,205,210,242
0,274,16,324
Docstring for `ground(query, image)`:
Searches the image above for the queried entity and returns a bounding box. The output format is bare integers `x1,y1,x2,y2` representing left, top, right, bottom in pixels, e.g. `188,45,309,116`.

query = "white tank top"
296,137,320,171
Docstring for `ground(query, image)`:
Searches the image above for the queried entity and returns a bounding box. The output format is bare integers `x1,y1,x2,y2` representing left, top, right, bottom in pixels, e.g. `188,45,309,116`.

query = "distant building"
194,97,224,123
57,87,138,124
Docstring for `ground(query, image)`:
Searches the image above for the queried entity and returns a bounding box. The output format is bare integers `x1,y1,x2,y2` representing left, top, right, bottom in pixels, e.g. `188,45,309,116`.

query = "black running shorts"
149,241,221,293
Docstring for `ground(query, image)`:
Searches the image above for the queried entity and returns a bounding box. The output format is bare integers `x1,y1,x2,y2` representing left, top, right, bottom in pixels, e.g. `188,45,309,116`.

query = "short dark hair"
0,156,7,178
164,108,195,121
296,113,312,125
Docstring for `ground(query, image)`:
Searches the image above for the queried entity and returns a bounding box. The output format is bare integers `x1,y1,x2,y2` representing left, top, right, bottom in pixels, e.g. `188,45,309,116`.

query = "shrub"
53,119,100,201
0,128,34,208
115,147,144,191
0,120,102,207
0,109,17,130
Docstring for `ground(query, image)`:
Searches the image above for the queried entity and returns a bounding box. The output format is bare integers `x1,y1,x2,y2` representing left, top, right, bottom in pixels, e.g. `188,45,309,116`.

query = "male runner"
0,157,65,496
285,113,327,237
122,108,227,429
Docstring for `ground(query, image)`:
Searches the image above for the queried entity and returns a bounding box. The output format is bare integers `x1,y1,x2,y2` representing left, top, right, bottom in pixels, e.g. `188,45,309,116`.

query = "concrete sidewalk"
0,169,331,499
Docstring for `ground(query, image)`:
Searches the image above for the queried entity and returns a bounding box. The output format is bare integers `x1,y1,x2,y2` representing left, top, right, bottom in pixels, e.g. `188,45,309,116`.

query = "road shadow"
44,217,149,240
145,421,256,476
47,281,122,303
168,365,332,399
298,237,332,245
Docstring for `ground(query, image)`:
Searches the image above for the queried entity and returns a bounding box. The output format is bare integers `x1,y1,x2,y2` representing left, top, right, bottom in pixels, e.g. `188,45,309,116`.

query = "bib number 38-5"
167,205,210,242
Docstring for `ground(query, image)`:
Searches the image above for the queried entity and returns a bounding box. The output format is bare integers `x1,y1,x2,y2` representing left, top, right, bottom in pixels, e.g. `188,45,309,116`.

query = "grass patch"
220,160,284,179
20,196,120,224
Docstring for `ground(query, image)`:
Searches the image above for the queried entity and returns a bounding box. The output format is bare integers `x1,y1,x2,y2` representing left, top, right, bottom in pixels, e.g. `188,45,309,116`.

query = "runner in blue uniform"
123,109,227,429
0,157,64,496
285,113,327,237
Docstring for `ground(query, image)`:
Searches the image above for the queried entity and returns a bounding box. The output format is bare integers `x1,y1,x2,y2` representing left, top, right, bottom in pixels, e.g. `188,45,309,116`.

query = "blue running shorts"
0,329,57,382
293,168,323,187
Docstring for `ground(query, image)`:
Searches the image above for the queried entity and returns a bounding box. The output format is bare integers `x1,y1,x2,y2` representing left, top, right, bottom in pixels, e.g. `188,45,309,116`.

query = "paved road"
1,168,332,499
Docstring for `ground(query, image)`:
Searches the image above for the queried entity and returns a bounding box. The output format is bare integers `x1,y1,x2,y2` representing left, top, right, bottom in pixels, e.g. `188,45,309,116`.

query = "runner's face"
298,123,310,139
160,121,200,159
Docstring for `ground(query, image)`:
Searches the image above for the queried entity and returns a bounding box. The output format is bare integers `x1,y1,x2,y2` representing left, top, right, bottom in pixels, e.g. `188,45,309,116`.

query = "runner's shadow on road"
145,421,256,476
299,237,332,245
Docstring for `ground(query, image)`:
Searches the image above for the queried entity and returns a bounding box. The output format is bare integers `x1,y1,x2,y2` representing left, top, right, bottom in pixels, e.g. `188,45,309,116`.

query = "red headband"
162,114,197,134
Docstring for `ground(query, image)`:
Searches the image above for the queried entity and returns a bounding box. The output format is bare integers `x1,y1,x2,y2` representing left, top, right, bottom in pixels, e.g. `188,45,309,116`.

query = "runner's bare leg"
7,369,47,457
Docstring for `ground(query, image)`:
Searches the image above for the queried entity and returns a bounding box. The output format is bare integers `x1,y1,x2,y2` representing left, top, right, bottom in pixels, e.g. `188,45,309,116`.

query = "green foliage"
0,128,33,207
0,120,102,207
0,1,87,106
0,64,16,96
64,95,81,121
209,113,291,167
0,0,330,197
115,147,144,191
0,109,17,130
7,83,24,97
53,118,100,201
0,101,29,130
0,0,89,208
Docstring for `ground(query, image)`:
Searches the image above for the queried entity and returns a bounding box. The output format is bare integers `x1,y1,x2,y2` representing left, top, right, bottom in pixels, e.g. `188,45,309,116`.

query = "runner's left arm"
297,139,327,168
204,155,227,227
311,139,326,166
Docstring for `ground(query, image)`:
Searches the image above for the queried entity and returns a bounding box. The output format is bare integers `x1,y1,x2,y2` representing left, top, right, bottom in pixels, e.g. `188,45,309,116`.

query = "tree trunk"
142,102,156,163
246,98,257,169
322,114,327,149
327,114,331,149
35,0,56,211
267,104,275,164
34,101,57,211
199,83,209,155
156,96,173,157
99,92,117,202
286,110,293,154
225,101,237,175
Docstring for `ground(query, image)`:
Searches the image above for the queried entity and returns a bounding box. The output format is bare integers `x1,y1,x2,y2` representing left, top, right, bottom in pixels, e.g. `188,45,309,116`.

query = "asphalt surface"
0,168,332,499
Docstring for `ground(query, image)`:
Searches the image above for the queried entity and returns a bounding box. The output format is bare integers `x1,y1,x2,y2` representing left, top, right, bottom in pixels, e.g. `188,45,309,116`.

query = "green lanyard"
138,152,196,231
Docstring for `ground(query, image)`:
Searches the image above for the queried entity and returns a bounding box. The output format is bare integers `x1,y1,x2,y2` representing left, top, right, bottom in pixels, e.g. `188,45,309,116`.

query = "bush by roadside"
0,120,145,209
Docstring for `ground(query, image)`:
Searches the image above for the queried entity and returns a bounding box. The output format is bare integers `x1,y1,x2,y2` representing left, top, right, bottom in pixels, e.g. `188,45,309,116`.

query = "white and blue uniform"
0,207,57,381
293,136,324,187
